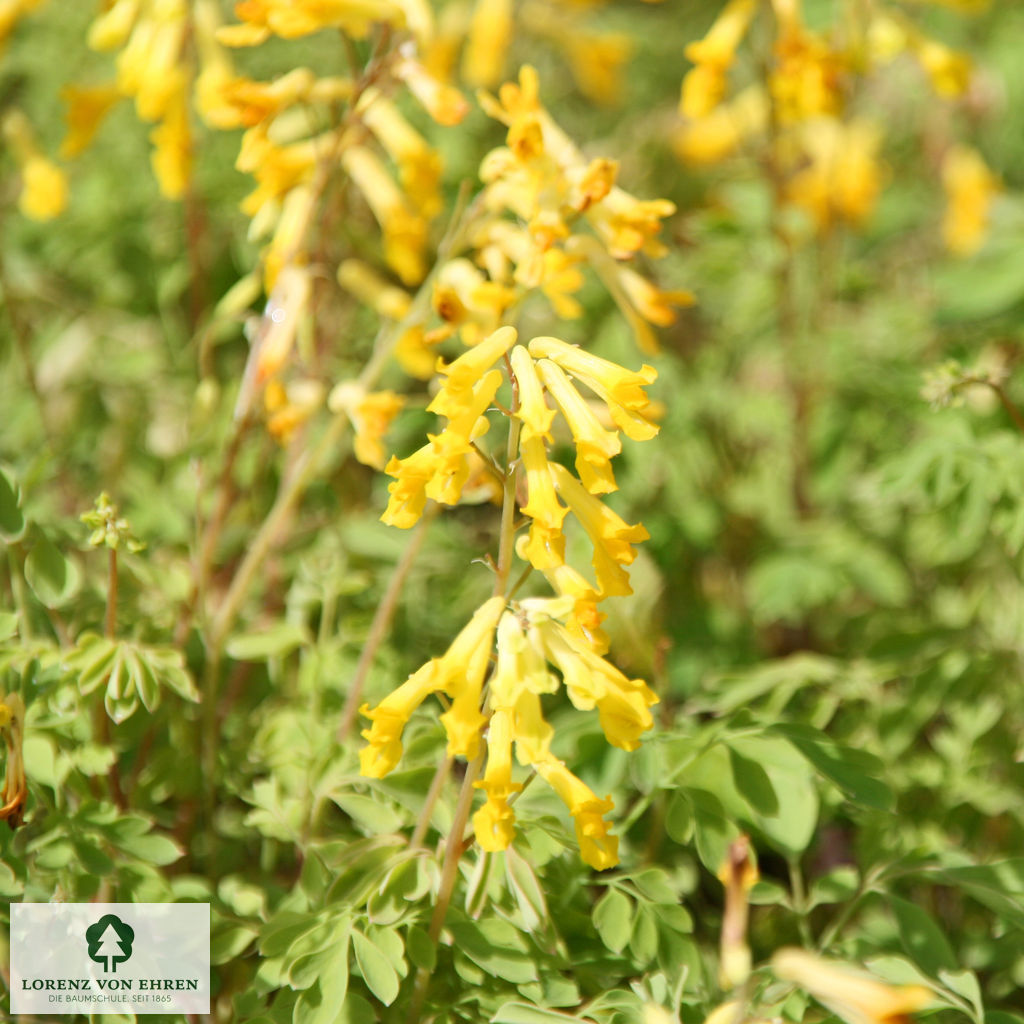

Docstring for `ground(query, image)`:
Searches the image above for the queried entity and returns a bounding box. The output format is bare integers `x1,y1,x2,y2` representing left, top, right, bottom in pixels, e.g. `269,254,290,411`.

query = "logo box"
11,903,210,1016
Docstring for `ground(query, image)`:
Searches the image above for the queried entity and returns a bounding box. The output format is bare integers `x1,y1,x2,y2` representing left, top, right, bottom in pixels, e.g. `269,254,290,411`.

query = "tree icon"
86,914,135,973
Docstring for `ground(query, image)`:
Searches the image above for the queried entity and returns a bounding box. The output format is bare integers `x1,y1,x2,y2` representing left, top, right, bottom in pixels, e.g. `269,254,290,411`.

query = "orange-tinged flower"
772,949,932,1024
0,693,27,828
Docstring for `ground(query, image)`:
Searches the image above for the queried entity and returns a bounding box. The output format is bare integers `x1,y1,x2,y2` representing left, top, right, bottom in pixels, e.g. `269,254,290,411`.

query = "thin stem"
407,752,484,1023
788,856,814,947
7,547,33,643
409,754,452,849
105,548,118,640
338,503,438,740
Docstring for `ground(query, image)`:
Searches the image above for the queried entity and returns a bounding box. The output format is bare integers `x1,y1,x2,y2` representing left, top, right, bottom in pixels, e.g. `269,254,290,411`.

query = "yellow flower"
534,609,657,751
510,347,555,443
360,93,443,218
462,0,512,87
2,111,68,221
0,694,26,829
519,436,568,571
680,0,758,118
394,50,470,126
552,463,649,598
587,187,676,260
193,0,242,129
328,383,406,469
718,836,758,989
149,79,191,199
917,38,971,97
342,145,428,285
771,24,844,123
534,757,618,870
562,30,632,108
264,378,324,444
19,156,69,221
528,336,659,442
337,259,411,321
381,442,443,528
434,597,506,759
771,949,932,1024
395,325,443,381
942,144,999,257
87,0,139,51
252,264,312,386
359,661,439,777
674,85,768,166
428,369,503,461
435,324,517,399
472,706,521,851
535,358,621,495
785,118,883,234
60,82,122,159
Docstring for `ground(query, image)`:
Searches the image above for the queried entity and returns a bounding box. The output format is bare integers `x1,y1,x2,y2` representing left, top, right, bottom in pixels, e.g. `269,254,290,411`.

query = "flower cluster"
675,0,997,251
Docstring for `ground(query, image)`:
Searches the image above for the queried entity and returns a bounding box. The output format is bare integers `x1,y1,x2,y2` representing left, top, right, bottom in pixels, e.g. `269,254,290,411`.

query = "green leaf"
292,942,350,1024
687,788,740,873
331,792,403,835
226,623,310,661
628,904,658,964
0,468,26,542
448,917,534,983
505,847,547,933
809,866,859,907
593,888,632,954
492,1004,594,1024
728,745,779,816
406,925,436,972
939,969,983,1023
112,831,183,865
665,791,694,844
352,929,400,1005
24,528,80,607
890,896,957,976
0,611,19,641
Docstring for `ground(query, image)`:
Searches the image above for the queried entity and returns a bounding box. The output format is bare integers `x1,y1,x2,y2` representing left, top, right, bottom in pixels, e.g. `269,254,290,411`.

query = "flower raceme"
360,595,658,869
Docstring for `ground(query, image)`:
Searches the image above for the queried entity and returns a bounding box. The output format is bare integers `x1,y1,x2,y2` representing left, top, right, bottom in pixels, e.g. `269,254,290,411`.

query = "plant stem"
105,548,118,640
407,752,484,1023
338,503,438,740
409,754,452,849
788,856,814,946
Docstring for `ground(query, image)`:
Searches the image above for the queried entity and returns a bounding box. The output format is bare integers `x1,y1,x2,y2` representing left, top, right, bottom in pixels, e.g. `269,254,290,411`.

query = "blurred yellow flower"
328,384,406,469
462,0,512,87
942,144,999,256
680,0,757,118
772,949,932,1024
3,110,68,221
60,82,122,159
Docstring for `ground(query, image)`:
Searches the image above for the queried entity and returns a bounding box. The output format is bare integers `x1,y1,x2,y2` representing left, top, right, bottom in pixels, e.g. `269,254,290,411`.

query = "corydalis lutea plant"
357,64,683,871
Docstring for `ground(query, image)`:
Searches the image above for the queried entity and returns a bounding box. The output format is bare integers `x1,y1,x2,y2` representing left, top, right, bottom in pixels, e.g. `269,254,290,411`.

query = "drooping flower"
462,0,512,88
60,82,122,158
328,383,406,469
680,0,758,119
772,949,932,1024
2,110,68,221
534,756,618,870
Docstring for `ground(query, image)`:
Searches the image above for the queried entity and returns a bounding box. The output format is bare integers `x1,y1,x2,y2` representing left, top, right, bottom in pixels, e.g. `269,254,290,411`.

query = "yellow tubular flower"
916,37,971,96
381,443,443,528
462,0,512,87
942,145,999,256
60,82,122,159
436,324,517,396
538,562,609,654
149,79,191,199
0,694,26,828
681,0,758,118
394,51,470,125
359,661,439,777
265,378,324,444
536,359,621,495
535,614,657,751
535,757,618,870
771,949,932,1024
337,259,412,320
428,368,503,457
434,596,506,759
193,0,241,129
328,383,406,469
360,93,443,218
528,336,659,441
587,187,677,260
552,462,649,597
88,0,139,51
472,705,521,851
519,436,569,572
3,110,68,221
674,84,768,166
510,347,555,443
342,145,427,285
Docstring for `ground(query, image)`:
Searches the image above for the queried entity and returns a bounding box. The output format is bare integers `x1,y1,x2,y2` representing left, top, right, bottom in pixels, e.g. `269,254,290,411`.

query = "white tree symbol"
94,924,128,972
